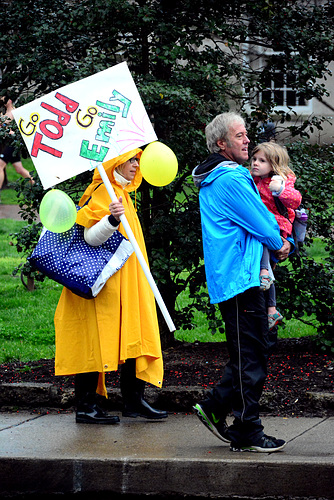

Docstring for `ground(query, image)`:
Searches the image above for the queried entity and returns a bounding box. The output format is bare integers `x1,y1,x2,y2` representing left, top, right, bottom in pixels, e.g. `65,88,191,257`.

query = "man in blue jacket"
192,111,291,452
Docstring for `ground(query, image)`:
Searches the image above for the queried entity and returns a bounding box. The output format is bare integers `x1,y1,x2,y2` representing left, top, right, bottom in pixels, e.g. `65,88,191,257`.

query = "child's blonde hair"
251,142,295,180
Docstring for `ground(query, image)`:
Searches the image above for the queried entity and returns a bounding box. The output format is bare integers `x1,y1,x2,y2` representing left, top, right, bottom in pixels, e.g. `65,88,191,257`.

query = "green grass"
0,219,61,363
0,217,322,363
305,237,329,262
173,237,327,344
174,285,317,344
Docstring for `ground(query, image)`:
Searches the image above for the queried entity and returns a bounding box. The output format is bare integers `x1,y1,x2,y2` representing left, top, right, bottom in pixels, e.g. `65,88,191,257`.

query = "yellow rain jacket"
54,148,163,397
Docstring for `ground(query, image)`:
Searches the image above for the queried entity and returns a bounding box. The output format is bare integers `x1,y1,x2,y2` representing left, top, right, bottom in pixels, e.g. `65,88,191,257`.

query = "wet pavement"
0,411,333,498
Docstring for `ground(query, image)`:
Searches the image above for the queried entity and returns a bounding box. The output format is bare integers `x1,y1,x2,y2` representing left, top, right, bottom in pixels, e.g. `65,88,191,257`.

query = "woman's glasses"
129,157,139,164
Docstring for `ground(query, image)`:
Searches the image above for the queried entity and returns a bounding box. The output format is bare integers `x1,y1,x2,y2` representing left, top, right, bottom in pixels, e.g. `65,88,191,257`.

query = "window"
257,55,313,114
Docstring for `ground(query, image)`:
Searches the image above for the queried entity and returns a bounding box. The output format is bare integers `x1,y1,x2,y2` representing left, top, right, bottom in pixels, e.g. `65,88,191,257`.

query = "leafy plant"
275,142,334,352
1,0,334,349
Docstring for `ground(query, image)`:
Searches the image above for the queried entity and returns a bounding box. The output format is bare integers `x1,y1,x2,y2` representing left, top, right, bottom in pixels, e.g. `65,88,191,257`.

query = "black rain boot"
120,359,168,419
75,372,120,425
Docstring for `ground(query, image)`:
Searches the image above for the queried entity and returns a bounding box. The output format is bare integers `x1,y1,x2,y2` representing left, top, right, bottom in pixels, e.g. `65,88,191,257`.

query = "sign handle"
96,163,176,333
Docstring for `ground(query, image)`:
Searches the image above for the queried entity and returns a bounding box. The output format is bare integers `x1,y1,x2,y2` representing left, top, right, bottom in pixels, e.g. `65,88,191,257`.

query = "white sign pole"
96,163,176,333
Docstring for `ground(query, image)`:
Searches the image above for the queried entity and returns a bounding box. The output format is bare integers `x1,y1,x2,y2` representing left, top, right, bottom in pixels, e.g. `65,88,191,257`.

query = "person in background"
256,106,277,143
192,112,292,452
0,95,33,194
54,148,167,424
250,141,302,330
259,117,276,143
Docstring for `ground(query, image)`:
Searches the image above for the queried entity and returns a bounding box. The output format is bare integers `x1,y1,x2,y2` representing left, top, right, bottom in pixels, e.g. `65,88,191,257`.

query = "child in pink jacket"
250,142,302,329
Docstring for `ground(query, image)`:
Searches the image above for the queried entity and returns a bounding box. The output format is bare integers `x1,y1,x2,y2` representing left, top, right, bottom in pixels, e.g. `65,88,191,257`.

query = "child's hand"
269,175,285,195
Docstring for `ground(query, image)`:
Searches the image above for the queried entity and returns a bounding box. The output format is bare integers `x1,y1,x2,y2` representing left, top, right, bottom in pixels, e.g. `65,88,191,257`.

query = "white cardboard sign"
12,62,157,189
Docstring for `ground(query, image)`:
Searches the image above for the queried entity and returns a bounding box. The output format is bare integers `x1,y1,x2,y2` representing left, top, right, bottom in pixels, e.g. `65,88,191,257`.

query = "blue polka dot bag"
28,222,133,299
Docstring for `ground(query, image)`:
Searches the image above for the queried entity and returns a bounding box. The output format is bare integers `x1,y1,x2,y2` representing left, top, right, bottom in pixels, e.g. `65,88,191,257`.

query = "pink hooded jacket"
253,174,302,238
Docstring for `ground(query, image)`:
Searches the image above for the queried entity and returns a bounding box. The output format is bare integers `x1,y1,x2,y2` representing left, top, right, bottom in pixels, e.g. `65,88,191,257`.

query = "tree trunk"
21,272,35,291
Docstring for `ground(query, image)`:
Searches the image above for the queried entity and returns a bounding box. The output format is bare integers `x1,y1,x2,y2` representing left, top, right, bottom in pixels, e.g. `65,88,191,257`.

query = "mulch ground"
1,337,333,417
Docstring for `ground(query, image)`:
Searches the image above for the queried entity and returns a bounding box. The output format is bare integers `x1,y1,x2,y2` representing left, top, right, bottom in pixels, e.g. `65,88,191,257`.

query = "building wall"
310,61,334,144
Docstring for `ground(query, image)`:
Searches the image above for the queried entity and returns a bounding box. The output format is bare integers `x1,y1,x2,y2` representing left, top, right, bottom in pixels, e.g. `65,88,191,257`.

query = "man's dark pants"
202,286,276,445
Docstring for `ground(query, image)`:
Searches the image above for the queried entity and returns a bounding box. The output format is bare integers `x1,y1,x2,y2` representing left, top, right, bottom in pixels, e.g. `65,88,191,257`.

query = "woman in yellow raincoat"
54,148,167,424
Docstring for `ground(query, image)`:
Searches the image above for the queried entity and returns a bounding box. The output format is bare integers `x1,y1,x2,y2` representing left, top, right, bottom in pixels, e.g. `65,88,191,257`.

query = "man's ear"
217,138,226,151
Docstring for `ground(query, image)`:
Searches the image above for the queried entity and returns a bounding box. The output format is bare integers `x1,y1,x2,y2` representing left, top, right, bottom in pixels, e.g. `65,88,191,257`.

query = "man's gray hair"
205,112,245,153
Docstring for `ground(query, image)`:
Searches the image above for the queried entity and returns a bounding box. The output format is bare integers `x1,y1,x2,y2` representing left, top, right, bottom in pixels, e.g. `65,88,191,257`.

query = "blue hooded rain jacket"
192,156,283,304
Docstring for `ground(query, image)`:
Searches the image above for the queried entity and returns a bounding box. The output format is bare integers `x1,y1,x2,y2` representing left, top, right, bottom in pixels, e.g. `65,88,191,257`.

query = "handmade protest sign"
12,62,157,189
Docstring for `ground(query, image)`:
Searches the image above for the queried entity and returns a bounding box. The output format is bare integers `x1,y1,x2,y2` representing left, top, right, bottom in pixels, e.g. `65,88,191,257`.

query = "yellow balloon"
140,141,178,186
39,189,77,233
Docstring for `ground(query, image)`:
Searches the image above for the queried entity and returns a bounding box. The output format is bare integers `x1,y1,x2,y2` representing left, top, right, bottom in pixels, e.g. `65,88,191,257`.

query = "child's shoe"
259,274,274,291
268,311,283,330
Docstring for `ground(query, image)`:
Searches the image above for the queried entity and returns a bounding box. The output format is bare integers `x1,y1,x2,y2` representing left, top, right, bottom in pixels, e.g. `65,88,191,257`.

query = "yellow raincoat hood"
77,148,143,228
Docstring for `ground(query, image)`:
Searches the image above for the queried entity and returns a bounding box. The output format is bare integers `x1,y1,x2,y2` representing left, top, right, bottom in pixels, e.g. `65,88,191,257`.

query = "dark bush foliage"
2,0,334,349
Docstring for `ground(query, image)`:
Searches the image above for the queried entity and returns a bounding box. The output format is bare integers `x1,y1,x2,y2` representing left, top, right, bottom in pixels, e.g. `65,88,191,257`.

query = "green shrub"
274,142,334,352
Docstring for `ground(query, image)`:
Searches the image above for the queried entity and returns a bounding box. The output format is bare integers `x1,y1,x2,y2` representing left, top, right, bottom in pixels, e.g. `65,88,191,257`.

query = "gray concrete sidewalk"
0,204,24,221
0,203,40,223
1,411,333,499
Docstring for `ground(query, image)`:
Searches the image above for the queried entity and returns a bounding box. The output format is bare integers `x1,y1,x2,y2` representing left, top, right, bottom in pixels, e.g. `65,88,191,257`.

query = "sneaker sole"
230,442,286,453
269,317,283,330
193,404,230,443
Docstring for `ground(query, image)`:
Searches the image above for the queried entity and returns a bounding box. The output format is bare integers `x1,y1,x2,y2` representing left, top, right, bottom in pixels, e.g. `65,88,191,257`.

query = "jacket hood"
102,148,143,192
192,153,239,187
79,148,143,206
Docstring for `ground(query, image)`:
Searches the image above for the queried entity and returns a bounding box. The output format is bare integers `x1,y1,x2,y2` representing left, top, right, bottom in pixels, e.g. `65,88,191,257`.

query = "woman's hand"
109,196,125,222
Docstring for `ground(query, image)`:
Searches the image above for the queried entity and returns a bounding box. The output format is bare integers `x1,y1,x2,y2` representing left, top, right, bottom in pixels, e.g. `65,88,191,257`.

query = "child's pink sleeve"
278,175,302,210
